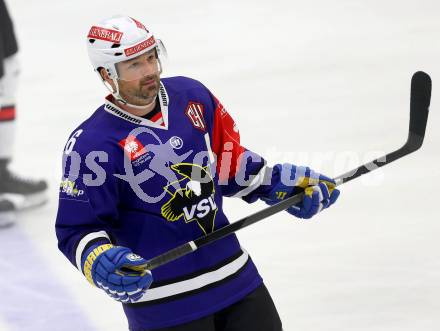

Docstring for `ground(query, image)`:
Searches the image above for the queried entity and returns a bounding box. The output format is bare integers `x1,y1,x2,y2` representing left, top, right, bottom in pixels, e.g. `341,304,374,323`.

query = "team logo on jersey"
119,135,147,161
161,163,218,235
185,102,206,132
169,136,183,149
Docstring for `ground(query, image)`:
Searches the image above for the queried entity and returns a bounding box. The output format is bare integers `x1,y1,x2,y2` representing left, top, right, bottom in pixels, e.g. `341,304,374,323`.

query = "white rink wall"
1,0,439,330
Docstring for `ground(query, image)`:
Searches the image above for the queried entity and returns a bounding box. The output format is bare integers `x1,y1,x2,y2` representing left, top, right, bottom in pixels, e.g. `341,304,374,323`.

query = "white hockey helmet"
86,15,165,80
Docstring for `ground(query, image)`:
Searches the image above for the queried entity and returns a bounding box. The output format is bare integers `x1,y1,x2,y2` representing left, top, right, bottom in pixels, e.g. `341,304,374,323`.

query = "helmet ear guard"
155,39,167,60
96,66,117,95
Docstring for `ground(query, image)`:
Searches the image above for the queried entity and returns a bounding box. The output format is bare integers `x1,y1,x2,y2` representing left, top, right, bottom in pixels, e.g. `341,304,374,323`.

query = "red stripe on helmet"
131,17,148,31
124,36,156,57
87,26,123,43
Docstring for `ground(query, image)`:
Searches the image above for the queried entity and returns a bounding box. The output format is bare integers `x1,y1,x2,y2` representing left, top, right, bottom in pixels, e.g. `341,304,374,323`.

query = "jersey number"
64,129,83,155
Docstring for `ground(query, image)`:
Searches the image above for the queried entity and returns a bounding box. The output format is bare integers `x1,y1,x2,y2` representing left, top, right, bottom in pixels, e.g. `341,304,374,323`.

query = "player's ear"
98,67,109,81
98,67,117,93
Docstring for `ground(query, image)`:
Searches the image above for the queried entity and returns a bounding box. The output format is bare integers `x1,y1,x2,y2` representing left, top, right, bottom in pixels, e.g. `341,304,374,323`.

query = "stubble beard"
119,75,160,106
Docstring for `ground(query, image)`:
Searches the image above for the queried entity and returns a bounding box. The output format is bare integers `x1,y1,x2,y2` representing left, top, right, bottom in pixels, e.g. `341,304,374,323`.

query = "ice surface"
1,0,439,330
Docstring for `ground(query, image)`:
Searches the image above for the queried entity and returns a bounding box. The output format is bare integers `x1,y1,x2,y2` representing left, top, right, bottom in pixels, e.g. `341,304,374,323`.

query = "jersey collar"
103,81,169,130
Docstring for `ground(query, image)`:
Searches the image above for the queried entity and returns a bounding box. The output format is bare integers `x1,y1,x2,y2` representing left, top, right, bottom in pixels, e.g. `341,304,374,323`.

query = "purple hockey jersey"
55,76,271,330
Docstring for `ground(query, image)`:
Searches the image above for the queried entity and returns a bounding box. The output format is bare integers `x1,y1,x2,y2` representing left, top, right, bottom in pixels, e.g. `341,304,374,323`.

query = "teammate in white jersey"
0,0,48,226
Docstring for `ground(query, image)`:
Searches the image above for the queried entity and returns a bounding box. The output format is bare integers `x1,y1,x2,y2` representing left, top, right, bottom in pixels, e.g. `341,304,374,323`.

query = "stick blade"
408,71,431,149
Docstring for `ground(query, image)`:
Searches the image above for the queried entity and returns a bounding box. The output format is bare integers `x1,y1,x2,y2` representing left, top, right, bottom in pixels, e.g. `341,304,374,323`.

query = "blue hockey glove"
262,163,340,219
81,244,153,303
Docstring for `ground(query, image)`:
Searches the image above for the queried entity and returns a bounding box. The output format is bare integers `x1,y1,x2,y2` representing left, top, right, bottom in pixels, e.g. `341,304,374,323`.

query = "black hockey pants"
0,0,19,78
153,283,282,331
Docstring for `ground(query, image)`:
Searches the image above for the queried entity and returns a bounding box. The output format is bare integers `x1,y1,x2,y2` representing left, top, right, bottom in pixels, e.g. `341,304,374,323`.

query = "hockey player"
0,0,48,221
55,15,340,331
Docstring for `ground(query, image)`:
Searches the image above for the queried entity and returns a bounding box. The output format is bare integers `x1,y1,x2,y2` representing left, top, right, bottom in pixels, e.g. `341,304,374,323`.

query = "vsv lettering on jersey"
161,163,218,235
182,196,217,220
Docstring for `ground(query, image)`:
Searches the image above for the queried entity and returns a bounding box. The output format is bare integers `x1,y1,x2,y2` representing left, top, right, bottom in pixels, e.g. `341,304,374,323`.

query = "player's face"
116,50,161,106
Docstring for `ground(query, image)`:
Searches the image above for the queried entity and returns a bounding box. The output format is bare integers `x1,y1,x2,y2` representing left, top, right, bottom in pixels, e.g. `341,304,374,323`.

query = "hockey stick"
137,71,431,272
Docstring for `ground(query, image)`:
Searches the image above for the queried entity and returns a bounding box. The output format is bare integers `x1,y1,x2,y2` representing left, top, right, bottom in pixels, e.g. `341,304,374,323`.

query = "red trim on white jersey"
0,106,16,121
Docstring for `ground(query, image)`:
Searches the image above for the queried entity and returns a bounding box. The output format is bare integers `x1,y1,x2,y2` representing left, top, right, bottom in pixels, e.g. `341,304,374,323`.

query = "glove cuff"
83,243,114,285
